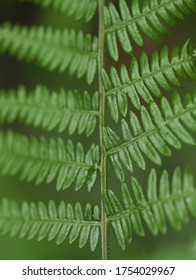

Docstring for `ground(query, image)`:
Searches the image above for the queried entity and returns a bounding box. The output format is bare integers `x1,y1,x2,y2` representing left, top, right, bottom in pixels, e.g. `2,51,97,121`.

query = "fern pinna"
0,0,195,260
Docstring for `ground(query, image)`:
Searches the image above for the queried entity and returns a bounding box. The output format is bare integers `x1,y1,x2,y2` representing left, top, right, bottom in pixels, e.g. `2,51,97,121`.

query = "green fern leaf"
0,23,98,84
102,40,196,122
16,0,97,22
0,199,100,251
0,131,100,191
104,0,196,60
104,89,196,181
0,0,195,260
0,84,99,136
103,166,196,250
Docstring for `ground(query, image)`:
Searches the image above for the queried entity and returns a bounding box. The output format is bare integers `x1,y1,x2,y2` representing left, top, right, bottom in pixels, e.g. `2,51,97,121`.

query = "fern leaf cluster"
0,199,100,251
0,131,99,191
102,40,196,122
104,167,196,250
0,24,98,84
17,0,98,22
104,0,196,60
104,89,196,181
0,0,195,259
0,85,99,136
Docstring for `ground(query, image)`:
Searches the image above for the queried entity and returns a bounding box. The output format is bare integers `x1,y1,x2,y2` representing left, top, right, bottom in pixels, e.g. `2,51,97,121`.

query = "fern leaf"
0,23,98,84
0,131,100,191
0,199,100,251
0,85,99,136
103,167,196,250
102,40,196,122
16,0,97,22
104,0,196,60
104,89,196,181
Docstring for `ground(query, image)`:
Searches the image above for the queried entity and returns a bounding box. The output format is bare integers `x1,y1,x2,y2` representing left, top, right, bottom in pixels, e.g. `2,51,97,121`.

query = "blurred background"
0,0,195,260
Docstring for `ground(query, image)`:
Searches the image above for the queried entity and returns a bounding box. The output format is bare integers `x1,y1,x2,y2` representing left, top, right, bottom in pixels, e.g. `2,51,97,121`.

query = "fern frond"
16,0,97,22
104,89,196,181
0,24,98,84
0,85,99,136
0,198,100,251
104,0,196,60
103,167,196,250
102,40,196,122
0,131,100,191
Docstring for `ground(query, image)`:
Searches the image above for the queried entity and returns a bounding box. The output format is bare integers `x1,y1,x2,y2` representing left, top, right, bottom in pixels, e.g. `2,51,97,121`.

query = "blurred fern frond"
0,85,99,136
0,131,100,191
0,24,98,84
0,198,100,251
16,0,98,22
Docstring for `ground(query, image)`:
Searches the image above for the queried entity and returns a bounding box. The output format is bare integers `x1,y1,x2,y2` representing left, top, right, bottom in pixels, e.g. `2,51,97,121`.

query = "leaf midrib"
105,57,194,97
0,100,100,116
0,28,98,58
0,216,101,226
105,0,178,33
0,150,97,170
108,190,196,221
107,104,196,155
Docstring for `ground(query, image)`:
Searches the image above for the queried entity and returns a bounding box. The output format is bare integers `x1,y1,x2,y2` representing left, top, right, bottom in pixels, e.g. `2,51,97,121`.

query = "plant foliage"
104,0,196,60
0,85,99,136
104,89,196,181
104,167,196,250
0,199,100,251
17,0,97,22
0,23,98,84
0,130,99,191
102,40,196,121
0,0,196,259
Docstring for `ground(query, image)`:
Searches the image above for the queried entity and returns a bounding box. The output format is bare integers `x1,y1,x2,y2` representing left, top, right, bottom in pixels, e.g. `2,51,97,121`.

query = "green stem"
98,0,108,260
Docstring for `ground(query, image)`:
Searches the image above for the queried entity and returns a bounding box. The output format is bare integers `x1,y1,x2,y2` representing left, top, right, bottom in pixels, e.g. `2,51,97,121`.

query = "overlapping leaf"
0,199,100,251
104,89,196,181
103,167,196,250
102,40,196,122
104,0,196,60
16,0,97,22
0,131,100,191
0,85,99,136
0,24,98,84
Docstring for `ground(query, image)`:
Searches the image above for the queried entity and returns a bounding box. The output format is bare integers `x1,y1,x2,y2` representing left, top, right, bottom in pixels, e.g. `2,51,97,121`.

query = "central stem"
98,0,108,260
